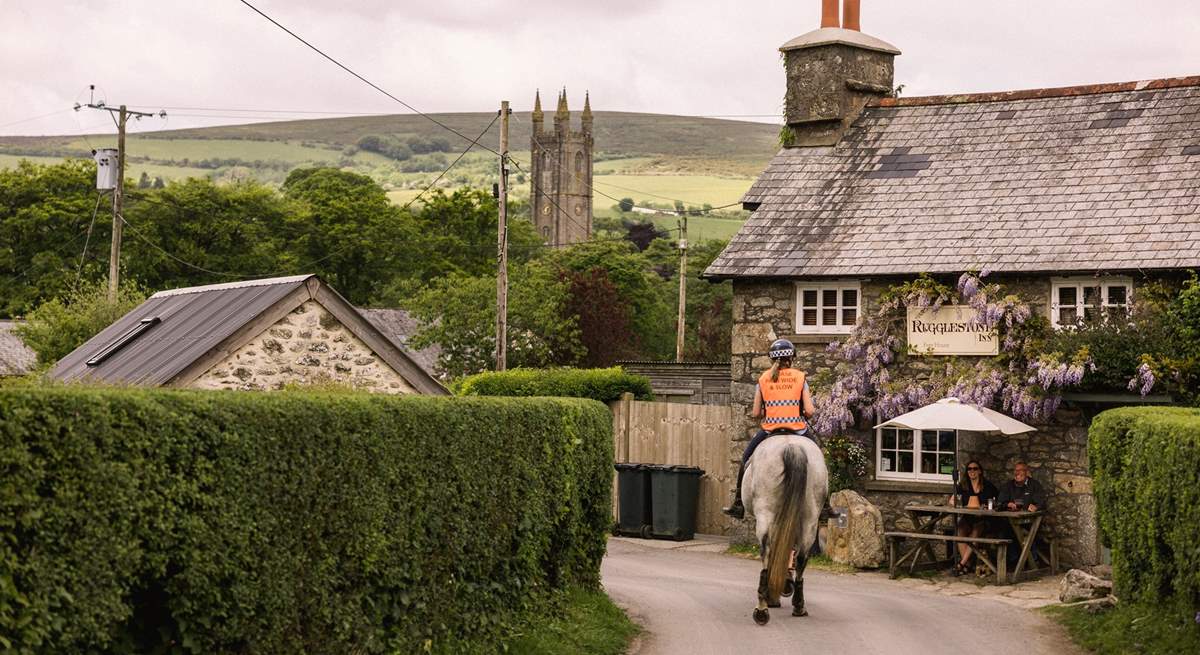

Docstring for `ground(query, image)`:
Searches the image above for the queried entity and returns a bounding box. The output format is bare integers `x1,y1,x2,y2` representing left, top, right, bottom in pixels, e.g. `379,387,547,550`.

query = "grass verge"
1043,601,1200,654
503,587,640,655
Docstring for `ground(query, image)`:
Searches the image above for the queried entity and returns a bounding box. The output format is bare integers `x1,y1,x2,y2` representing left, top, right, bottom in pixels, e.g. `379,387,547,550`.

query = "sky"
2,0,1199,137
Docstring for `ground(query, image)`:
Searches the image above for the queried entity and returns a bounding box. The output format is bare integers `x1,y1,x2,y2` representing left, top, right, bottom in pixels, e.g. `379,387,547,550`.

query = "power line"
74,191,106,289
402,113,498,211
0,108,74,131
236,0,501,156
116,212,249,278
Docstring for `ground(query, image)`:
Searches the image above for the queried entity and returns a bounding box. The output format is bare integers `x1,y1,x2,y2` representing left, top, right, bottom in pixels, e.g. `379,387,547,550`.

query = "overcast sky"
3,0,1198,137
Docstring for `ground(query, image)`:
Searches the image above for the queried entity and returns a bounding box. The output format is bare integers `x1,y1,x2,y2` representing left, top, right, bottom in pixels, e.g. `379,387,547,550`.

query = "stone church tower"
530,89,593,246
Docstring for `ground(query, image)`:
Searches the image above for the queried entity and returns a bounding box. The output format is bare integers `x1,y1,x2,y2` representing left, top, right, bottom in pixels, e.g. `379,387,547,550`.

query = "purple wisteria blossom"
1127,363,1155,397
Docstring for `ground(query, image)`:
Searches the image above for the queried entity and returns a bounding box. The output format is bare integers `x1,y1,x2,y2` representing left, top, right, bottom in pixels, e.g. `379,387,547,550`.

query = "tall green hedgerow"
1089,406,1200,614
456,367,653,403
0,387,612,654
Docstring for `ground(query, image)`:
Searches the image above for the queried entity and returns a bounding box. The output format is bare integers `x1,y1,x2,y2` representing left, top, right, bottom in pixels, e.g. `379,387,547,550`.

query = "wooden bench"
885,531,1012,582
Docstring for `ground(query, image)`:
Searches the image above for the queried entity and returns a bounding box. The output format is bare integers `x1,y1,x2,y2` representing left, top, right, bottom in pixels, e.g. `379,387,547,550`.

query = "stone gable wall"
729,274,1100,565
191,300,416,394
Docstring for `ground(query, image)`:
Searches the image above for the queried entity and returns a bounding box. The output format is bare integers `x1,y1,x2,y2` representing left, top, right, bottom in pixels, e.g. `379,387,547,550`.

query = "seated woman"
950,460,998,576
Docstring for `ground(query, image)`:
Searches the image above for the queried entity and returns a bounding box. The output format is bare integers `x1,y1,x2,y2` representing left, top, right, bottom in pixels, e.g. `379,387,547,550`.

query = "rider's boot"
721,462,747,519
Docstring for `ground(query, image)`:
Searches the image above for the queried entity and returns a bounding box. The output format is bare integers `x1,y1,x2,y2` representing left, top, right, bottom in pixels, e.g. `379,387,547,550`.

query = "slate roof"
706,76,1200,278
50,275,448,395
359,308,442,379
0,320,36,376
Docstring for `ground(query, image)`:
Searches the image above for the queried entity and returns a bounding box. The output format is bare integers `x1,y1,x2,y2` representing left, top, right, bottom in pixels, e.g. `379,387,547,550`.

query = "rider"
722,338,815,520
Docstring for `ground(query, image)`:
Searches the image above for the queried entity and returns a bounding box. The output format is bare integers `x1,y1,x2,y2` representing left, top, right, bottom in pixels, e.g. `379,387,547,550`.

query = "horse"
741,432,829,625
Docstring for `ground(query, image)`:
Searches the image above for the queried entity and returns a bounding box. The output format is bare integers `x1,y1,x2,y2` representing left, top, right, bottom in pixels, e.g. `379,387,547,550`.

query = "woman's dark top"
956,478,999,509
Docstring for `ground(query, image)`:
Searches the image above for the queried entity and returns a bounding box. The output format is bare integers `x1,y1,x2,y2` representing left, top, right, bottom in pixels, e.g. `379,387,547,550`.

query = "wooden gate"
609,393,736,535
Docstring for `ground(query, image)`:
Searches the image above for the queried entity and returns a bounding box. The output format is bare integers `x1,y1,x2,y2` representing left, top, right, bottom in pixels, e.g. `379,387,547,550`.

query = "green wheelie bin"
647,465,705,541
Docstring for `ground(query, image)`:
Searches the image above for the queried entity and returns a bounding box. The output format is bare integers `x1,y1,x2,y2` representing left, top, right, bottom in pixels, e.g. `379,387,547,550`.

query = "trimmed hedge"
456,367,653,403
0,387,612,654
1089,406,1200,610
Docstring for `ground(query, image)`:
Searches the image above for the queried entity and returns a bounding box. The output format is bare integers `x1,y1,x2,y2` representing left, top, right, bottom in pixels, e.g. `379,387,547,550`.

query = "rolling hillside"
0,111,781,242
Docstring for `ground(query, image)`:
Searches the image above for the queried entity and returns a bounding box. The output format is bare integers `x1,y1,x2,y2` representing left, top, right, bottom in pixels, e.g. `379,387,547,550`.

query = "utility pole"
675,212,688,362
76,87,164,303
495,100,511,371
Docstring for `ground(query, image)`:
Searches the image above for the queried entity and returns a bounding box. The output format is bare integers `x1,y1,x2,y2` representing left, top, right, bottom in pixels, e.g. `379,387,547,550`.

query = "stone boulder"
827,490,885,568
1059,568,1114,603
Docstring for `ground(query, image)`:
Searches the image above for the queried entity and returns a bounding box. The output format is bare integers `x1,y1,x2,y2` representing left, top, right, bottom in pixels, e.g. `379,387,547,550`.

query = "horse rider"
722,338,815,520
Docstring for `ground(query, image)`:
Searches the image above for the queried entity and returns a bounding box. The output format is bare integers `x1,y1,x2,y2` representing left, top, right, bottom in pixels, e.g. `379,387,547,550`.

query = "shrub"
822,434,868,493
15,280,148,368
457,367,653,403
1089,406,1200,613
0,387,612,653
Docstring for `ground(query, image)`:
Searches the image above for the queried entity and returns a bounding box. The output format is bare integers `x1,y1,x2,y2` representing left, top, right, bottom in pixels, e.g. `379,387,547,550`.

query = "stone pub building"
705,0,1200,567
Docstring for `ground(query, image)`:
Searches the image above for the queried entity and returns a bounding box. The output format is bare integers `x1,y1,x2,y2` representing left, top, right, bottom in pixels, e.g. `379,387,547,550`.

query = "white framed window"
876,427,956,482
1050,277,1132,328
795,281,860,333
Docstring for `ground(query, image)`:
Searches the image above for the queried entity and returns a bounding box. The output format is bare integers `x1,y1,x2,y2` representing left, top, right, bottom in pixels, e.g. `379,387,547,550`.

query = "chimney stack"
779,0,898,146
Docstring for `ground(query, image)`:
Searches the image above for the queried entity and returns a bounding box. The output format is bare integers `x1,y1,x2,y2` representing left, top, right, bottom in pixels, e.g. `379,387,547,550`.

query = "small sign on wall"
906,305,998,356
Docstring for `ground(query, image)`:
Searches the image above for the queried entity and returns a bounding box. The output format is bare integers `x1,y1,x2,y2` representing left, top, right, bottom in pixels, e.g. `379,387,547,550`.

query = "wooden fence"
609,393,736,535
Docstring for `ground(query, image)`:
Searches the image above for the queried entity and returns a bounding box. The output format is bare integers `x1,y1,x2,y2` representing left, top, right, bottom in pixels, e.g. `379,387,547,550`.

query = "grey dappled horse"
742,434,829,625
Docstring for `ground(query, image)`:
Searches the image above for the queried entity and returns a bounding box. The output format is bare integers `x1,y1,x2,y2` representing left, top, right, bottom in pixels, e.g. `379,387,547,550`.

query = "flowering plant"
822,434,869,493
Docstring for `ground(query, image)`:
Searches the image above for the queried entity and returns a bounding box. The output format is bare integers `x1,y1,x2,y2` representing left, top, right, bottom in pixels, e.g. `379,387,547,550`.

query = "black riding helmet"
768,338,795,360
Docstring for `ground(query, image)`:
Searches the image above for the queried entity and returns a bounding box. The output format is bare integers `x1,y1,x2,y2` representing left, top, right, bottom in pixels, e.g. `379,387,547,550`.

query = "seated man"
996,461,1048,565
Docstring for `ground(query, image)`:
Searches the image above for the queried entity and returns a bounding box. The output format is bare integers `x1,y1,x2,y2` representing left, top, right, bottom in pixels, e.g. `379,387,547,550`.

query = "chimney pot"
821,0,839,28
843,0,861,31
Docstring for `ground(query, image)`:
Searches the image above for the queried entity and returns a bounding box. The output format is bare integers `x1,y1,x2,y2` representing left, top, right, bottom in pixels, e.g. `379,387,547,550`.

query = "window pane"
921,431,936,451
898,429,913,449
938,454,957,475
1058,286,1077,305
842,308,857,325
842,289,858,306
822,308,837,325
1083,286,1101,306
1058,307,1077,325
938,430,955,452
880,453,894,472
802,289,818,307
1107,285,1127,305
823,289,838,307
1084,306,1098,322
882,429,896,450
921,452,937,474
802,309,817,326
898,452,914,473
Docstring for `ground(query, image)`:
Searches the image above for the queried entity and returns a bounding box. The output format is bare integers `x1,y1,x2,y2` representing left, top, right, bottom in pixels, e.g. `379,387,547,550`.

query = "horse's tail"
766,442,807,599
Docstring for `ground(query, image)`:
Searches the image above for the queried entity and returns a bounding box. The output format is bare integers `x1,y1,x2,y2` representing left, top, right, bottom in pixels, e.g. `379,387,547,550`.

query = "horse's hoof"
792,607,808,617
782,579,794,597
753,608,770,625
767,600,781,608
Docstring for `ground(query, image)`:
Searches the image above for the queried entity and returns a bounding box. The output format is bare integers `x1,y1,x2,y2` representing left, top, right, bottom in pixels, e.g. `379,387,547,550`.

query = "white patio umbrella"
873,397,1036,435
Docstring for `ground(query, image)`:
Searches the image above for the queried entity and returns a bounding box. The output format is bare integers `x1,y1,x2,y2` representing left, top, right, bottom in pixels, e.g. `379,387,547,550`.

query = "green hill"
0,111,781,241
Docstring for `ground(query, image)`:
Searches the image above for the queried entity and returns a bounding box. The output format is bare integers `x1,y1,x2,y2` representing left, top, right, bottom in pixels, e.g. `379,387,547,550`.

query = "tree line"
0,159,731,377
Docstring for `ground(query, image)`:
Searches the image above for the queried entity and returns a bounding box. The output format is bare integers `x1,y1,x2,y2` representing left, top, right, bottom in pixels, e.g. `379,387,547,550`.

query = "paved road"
602,538,1081,655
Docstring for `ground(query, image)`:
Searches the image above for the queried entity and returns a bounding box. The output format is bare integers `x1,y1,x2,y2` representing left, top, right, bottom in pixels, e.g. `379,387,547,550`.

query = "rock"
262,339,283,354
1062,595,1118,614
1084,564,1113,580
828,490,886,568
233,367,252,381
1059,568,1113,603
268,328,293,339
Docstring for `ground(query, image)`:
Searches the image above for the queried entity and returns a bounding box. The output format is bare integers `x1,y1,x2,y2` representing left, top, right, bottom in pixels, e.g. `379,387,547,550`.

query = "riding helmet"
768,338,795,360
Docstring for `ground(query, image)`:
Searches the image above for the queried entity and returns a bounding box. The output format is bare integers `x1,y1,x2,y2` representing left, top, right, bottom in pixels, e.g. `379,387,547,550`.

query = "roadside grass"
725,544,858,574
501,587,640,655
1043,602,1200,655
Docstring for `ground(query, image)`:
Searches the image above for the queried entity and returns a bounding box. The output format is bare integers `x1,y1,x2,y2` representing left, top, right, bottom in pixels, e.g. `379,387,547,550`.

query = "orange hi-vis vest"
759,368,808,432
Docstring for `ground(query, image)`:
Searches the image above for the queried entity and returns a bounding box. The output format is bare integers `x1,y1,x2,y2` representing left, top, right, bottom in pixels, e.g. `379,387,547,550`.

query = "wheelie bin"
613,463,653,538
647,465,705,541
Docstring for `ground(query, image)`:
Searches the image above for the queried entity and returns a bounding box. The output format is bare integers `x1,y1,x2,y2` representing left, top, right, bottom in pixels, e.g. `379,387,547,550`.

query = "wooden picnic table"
887,503,1055,584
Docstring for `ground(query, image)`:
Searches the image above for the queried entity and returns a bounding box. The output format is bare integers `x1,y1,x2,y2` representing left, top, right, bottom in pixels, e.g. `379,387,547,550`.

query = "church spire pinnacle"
532,89,544,131
581,91,593,134
555,88,569,122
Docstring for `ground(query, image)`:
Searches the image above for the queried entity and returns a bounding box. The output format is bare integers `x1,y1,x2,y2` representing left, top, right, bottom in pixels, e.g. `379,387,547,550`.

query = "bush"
15,280,148,368
822,434,868,493
457,367,653,403
0,387,612,653
1089,406,1200,613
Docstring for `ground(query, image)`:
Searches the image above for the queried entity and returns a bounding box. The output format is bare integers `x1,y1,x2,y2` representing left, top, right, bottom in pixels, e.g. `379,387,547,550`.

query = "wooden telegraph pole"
495,101,511,371
675,212,688,362
77,90,163,303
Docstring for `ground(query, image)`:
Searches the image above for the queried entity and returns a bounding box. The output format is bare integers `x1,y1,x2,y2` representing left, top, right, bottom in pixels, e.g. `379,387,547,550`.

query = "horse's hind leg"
791,551,808,617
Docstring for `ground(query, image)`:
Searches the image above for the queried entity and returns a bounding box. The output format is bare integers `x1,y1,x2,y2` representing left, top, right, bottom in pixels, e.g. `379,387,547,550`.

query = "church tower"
531,89,593,246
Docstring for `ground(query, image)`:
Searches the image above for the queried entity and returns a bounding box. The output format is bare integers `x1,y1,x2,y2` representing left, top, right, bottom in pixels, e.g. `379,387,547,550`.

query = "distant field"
592,174,752,208
0,153,213,182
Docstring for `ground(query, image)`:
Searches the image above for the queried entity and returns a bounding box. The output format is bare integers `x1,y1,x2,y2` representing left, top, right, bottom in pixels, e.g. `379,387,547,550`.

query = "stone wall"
728,274,1100,565
191,300,416,394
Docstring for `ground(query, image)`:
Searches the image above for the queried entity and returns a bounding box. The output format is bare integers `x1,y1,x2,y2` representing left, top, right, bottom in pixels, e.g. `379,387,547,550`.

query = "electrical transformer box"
94,148,118,190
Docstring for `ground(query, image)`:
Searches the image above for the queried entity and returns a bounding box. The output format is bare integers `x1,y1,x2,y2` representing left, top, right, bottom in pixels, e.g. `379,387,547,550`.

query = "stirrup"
722,501,745,519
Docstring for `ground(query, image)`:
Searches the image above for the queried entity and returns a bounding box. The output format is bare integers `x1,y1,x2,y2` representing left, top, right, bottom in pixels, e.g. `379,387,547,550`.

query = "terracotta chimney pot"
843,0,861,31
821,0,840,28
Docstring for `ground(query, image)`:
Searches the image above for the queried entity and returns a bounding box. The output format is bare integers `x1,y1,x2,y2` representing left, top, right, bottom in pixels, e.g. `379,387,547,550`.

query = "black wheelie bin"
613,463,653,538
647,465,705,541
